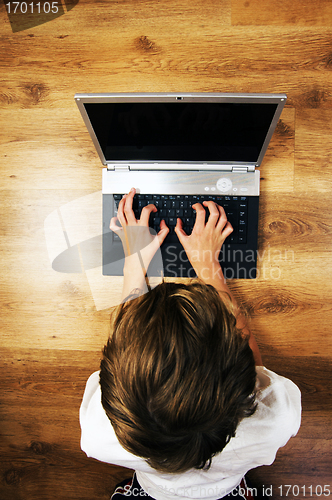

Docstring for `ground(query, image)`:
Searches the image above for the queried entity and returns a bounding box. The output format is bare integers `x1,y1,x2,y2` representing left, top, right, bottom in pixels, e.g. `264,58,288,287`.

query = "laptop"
75,92,286,279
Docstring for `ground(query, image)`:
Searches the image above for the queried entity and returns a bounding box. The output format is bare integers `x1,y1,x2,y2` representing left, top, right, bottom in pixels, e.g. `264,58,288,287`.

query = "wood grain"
0,348,132,500
232,0,332,26
0,0,331,498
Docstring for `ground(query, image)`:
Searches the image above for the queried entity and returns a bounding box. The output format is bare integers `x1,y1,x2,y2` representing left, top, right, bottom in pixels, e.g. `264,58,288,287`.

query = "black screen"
84,102,278,163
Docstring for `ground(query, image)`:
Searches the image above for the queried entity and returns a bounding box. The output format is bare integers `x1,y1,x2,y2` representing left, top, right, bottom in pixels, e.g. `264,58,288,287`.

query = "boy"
80,188,301,500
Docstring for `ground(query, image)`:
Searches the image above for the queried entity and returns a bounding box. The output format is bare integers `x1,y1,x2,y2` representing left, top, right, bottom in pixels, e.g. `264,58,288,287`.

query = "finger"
109,216,122,232
214,204,229,231
122,188,137,225
215,206,234,242
159,219,169,231
221,221,234,240
174,218,189,244
139,204,157,226
202,201,221,227
116,194,128,226
192,203,207,228
157,219,170,245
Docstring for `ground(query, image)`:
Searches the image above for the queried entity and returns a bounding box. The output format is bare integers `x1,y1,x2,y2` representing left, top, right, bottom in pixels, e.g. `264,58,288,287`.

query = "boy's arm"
175,201,263,366
121,253,149,301
109,188,169,302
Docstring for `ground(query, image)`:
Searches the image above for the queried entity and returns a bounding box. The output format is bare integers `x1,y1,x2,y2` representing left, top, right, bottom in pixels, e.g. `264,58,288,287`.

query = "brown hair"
100,281,257,474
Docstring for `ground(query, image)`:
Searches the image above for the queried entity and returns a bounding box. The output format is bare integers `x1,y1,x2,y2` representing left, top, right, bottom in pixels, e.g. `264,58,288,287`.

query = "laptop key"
166,233,179,243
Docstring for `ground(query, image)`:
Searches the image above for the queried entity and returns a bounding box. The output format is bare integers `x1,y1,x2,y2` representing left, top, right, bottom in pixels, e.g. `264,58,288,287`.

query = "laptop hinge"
108,165,130,171
232,166,255,172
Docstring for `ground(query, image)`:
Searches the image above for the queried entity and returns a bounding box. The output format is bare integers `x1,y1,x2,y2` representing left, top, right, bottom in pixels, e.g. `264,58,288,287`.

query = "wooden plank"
0,108,102,190
1,27,332,109
258,192,332,250
294,108,332,192
0,348,132,500
232,0,332,26
1,0,232,37
228,263,332,358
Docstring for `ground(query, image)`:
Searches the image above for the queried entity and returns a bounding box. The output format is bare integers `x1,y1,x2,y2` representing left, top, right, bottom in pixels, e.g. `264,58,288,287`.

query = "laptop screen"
82,101,278,164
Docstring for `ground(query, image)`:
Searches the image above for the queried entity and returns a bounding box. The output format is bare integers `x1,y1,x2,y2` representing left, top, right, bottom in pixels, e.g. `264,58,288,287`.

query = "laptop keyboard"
113,194,247,244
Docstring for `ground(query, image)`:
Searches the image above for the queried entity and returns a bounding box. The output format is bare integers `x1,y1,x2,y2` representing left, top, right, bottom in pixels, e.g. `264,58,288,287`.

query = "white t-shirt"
80,366,301,500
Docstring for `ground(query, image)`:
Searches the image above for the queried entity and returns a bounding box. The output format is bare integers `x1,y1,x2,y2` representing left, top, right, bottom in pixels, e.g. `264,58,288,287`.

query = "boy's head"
100,281,257,474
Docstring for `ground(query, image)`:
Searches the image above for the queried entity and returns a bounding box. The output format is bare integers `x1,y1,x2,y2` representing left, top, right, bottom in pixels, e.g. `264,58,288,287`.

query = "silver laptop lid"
74,92,286,171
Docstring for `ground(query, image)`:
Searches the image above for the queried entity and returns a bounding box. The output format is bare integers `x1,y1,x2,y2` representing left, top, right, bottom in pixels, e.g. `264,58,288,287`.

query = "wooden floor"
0,1,331,499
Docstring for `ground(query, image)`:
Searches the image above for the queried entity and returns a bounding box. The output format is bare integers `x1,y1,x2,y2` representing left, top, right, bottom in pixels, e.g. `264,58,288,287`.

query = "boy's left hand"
110,188,169,273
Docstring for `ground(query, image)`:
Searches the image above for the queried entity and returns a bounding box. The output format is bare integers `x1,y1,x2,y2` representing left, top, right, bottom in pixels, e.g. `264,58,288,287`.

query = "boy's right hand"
175,201,233,280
